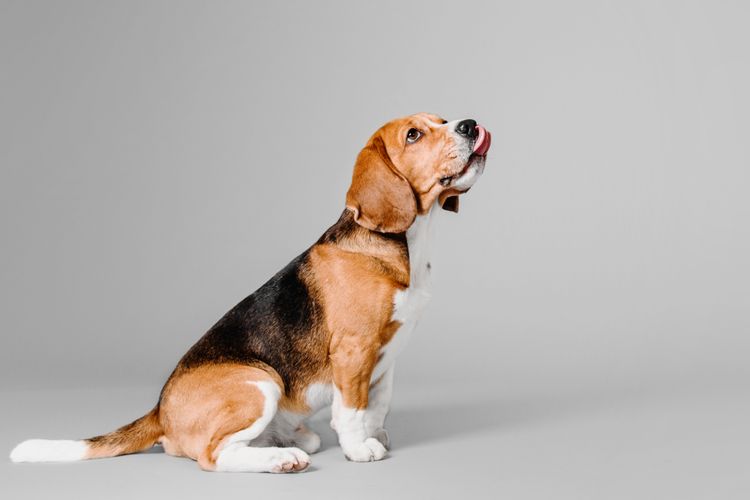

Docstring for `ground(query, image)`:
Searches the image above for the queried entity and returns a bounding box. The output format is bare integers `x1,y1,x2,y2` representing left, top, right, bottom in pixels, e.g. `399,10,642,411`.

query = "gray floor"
2,374,748,500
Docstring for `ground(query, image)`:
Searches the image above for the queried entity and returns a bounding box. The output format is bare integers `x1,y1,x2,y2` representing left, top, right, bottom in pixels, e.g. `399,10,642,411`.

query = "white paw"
294,427,321,454
342,437,387,462
371,428,390,450
268,447,310,473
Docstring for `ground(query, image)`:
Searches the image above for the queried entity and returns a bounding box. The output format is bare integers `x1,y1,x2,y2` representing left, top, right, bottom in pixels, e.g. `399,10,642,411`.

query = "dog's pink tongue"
473,125,491,156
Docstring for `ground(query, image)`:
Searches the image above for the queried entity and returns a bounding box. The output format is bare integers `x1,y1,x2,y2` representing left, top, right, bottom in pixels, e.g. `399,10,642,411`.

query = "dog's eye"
406,128,422,144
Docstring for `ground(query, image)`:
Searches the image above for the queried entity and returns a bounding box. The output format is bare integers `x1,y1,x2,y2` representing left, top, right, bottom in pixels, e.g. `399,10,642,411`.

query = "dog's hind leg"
159,363,310,473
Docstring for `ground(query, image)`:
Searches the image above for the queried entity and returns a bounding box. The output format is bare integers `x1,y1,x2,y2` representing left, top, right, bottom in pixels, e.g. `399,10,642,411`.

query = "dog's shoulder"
307,210,409,337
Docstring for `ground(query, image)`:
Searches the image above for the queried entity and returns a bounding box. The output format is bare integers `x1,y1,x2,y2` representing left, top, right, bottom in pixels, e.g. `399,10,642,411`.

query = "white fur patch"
372,206,436,381
10,439,88,463
332,396,387,462
451,155,485,191
215,380,313,472
215,444,310,473
364,365,394,442
223,381,281,447
304,382,333,413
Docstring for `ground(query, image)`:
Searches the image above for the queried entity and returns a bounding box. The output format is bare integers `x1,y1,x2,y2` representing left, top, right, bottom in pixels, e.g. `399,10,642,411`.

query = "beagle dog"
10,113,491,472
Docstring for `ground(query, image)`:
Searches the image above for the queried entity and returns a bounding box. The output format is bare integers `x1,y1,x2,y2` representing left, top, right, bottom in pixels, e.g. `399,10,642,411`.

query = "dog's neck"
318,209,409,285
318,206,439,289
404,202,438,289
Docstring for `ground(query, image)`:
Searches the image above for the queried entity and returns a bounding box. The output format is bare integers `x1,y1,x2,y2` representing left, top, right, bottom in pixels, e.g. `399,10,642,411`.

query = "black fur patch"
319,209,408,247
178,251,322,395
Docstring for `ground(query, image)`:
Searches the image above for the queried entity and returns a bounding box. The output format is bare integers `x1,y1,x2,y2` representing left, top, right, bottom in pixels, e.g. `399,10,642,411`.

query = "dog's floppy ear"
346,136,417,233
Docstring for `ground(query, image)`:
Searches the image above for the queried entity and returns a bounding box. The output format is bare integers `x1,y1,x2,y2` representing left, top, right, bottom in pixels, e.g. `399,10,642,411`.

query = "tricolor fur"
10,113,490,472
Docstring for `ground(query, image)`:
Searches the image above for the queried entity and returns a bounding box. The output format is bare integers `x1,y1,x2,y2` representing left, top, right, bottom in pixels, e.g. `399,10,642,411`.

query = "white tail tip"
10,439,88,463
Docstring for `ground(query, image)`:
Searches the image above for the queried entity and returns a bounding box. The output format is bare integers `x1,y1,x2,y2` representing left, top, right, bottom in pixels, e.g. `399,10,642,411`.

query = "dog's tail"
10,406,162,463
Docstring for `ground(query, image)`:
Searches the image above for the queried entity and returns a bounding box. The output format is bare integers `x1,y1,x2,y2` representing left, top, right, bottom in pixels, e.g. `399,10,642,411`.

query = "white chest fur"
371,207,437,382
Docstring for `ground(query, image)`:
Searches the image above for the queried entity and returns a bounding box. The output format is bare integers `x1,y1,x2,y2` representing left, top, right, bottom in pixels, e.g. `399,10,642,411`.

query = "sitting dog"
10,113,491,472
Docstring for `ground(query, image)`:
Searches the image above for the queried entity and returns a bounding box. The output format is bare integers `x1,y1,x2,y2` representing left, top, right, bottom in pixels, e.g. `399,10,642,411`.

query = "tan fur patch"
306,229,408,409
86,407,161,459
158,363,281,470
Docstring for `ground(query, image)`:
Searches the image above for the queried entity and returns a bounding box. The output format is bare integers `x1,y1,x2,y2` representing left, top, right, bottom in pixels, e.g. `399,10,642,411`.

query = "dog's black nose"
456,119,477,138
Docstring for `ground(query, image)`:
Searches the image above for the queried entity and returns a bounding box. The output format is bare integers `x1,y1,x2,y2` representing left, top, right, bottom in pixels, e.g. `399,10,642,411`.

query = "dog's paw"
342,437,387,462
371,428,390,450
268,447,311,473
293,425,321,454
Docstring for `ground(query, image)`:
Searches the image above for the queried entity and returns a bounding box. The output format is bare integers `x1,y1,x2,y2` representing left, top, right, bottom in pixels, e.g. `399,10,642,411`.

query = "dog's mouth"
439,125,492,187
439,156,481,187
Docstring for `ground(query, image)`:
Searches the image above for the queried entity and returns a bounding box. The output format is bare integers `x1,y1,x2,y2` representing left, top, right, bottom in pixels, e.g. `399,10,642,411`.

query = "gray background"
1,1,748,498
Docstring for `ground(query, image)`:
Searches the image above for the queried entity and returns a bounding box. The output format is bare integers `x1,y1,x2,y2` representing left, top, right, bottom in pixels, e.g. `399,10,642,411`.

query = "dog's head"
346,112,491,233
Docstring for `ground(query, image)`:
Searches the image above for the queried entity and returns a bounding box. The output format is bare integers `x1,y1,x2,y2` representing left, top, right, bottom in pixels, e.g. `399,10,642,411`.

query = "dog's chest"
371,210,435,381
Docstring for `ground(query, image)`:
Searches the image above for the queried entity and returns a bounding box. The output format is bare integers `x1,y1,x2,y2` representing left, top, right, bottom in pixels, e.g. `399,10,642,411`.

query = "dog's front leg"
363,365,394,449
330,338,388,462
